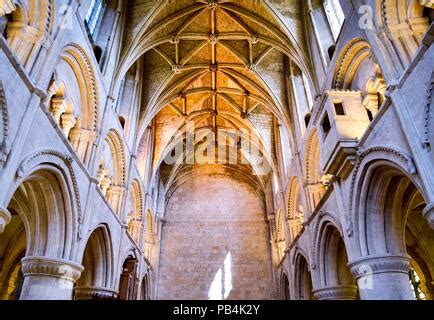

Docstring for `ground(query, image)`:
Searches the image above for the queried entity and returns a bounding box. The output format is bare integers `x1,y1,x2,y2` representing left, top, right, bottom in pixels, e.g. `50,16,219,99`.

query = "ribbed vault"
116,0,312,198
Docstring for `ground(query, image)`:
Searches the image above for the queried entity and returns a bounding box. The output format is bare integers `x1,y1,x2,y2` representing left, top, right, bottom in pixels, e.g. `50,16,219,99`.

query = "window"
334,102,345,115
323,0,345,41
85,0,106,39
321,113,331,139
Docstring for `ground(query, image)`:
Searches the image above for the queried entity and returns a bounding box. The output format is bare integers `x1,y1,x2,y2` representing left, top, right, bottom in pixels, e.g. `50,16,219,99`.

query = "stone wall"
157,172,274,300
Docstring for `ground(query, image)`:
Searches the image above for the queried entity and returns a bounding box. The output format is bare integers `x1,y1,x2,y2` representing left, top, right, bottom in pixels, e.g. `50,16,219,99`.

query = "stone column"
74,287,118,300
349,254,414,300
19,256,83,300
0,207,11,234
313,285,358,300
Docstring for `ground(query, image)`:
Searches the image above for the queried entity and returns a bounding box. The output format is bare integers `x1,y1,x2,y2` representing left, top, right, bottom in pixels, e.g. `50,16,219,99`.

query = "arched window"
85,0,106,39
323,0,345,41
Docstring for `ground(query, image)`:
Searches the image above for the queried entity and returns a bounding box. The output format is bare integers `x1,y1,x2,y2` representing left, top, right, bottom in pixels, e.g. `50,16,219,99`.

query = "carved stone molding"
17,149,83,239
0,81,10,162
313,285,358,300
0,206,11,234
346,146,417,237
349,254,411,279
21,256,84,282
423,72,434,151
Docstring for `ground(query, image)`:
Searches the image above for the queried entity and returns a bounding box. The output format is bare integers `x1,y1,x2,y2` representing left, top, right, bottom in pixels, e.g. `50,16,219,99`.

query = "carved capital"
349,254,411,279
21,256,83,282
313,285,359,300
0,207,11,234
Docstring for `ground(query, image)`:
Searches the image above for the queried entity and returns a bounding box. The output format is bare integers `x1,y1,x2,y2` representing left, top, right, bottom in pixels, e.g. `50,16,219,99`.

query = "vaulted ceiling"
117,0,313,196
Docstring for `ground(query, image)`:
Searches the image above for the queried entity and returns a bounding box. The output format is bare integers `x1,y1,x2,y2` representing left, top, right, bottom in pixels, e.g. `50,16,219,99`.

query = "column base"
74,286,118,300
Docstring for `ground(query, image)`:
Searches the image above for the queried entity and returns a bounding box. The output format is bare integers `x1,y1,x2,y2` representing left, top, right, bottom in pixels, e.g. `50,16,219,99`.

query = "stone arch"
127,179,144,244
373,0,431,68
97,129,127,215
333,38,372,89
312,215,358,300
303,128,324,212
47,43,99,165
0,151,83,299
11,149,83,256
118,251,139,300
280,271,291,300
286,177,304,242
141,273,150,300
332,37,387,119
293,249,313,300
74,225,117,300
349,149,434,299
2,0,55,69
0,81,10,162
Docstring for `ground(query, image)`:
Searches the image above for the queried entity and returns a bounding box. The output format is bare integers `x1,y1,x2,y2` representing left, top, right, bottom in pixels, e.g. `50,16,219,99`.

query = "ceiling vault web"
114,0,312,192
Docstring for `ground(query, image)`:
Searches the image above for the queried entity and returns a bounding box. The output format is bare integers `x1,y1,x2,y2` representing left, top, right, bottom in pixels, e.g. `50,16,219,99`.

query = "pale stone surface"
157,174,273,300
0,0,432,301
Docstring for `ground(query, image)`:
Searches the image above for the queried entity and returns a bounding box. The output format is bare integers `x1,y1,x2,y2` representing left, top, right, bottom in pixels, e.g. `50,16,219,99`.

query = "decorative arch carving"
333,38,372,89
374,0,431,67
347,146,418,243
423,71,434,150
303,128,325,211
2,0,55,69
286,177,304,243
16,149,83,240
97,129,127,215
127,179,144,244
47,43,100,166
0,81,10,162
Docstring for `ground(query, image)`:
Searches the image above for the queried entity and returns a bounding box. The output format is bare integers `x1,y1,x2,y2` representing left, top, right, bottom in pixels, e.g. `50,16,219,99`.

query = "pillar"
313,285,358,300
19,256,83,300
0,207,11,234
349,254,414,300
